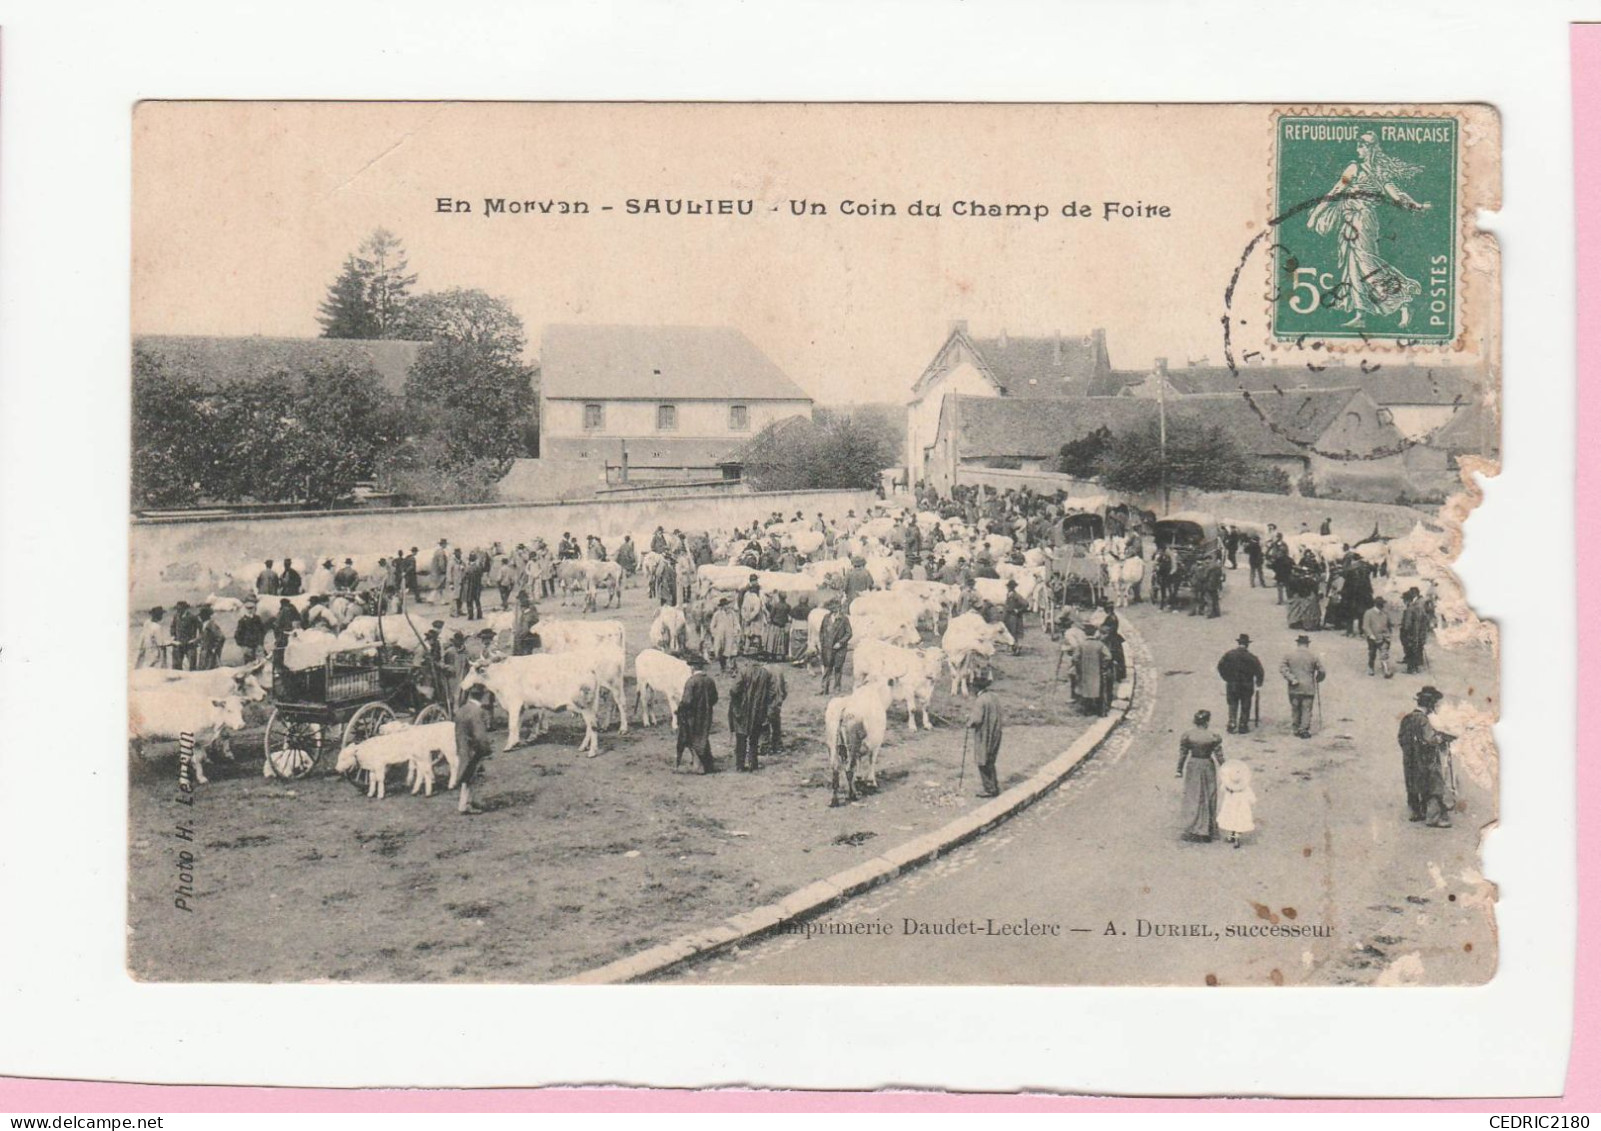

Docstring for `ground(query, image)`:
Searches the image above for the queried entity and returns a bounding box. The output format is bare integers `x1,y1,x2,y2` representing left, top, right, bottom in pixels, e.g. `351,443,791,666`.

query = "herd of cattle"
129,500,1473,800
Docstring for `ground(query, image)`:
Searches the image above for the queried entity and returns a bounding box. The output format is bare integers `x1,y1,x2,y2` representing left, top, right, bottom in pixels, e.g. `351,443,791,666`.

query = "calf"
852,639,945,731
335,721,456,798
459,654,603,755
633,648,693,728
128,689,247,784
823,680,894,805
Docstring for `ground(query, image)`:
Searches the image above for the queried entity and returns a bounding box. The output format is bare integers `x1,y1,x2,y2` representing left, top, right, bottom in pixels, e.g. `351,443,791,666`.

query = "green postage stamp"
1272,114,1458,342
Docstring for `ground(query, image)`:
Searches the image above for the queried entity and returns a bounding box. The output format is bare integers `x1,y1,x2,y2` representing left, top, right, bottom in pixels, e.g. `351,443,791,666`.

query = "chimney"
949,318,968,337
1154,357,1168,375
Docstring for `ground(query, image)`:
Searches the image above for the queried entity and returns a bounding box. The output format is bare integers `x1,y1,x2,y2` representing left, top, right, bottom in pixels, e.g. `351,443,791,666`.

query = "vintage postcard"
128,101,1501,988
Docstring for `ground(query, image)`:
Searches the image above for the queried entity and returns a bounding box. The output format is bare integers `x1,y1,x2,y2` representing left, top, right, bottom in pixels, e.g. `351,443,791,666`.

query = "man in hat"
675,666,719,773
279,558,303,597
1279,634,1327,739
1399,587,1430,674
728,654,779,772
513,591,541,656
965,670,1005,798
1398,686,1455,827
465,627,498,665
843,556,875,605
403,547,421,602
1216,633,1265,734
707,595,741,672
817,597,853,694
255,559,280,596
1361,596,1396,678
233,598,266,662
737,574,767,655
135,606,169,668
168,601,200,671
454,683,496,815
442,630,470,704
333,557,361,593
430,540,451,603
1001,578,1028,654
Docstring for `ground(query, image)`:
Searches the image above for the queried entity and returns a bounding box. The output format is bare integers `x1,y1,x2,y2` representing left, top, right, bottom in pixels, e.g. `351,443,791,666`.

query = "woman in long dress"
1176,709,1224,842
1305,132,1433,329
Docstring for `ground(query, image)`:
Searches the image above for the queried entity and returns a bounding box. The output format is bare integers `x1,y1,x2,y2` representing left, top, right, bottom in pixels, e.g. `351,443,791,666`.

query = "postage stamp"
1271,114,1460,343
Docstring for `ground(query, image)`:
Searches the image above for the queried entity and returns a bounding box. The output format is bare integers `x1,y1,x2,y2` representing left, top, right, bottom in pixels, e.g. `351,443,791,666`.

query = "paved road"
668,572,1497,986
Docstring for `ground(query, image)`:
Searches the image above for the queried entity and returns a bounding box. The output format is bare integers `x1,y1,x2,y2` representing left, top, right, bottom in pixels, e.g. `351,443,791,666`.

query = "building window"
583,403,604,431
657,404,678,431
729,404,749,431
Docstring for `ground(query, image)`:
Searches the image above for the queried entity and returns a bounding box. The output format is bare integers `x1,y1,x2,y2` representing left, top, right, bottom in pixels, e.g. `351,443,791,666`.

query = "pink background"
1,26,1593,1119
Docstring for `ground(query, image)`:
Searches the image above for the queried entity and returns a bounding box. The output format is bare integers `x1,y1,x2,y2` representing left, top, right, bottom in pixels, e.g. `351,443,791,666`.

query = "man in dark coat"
196,607,226,670
233,598,266,662
168,601,200,671
279,558,303,597
843,557,874,605
512,592,541,656
1245,535,1265,588
676,668,719,773
817,598,853,694
454,684,495,815
1399,588,1430,673
728,656,779,772
1216,632,1265,734
1398,685,1454,826
1001,580,1028,655
966,672,1004,798
255,560,280,596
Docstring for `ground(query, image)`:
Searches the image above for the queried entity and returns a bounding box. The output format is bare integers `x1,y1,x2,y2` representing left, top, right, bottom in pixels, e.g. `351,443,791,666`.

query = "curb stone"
556,627,1142,984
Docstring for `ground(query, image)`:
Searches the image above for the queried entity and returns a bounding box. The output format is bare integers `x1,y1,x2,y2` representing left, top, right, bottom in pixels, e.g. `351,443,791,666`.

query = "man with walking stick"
1216,633,1265,734
1398,685,1456,827
965,670,1004,798
1279,634,1326,740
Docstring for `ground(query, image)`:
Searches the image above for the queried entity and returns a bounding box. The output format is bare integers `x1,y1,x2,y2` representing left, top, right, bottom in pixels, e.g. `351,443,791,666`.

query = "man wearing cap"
1216,633,1265,734
1361,596,1396,678
1398,686,1454,827
1279,634,1327,739
817,597,853,694
1399,587,1430,674
233,598,266,662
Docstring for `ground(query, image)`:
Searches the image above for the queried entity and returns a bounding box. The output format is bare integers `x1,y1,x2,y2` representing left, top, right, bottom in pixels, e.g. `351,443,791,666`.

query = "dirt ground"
127,584,1099,982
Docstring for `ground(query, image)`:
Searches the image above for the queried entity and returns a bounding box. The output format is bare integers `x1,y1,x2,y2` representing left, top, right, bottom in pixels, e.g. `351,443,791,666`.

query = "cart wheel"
343,701,397,749
264,710,323,779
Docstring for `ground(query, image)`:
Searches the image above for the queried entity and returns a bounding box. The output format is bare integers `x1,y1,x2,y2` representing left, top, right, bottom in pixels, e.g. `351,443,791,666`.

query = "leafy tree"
399,288,538,470
317,228,418,339
1094,418,1288,494
740,412,895,491
131,352,211,508
1058,425,1113,478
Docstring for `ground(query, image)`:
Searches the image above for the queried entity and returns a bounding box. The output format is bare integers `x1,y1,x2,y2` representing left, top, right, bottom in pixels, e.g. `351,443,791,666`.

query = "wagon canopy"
1153,511,1222,549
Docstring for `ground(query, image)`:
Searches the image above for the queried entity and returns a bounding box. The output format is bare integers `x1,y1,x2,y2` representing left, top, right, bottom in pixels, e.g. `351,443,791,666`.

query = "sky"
132,103,1494,404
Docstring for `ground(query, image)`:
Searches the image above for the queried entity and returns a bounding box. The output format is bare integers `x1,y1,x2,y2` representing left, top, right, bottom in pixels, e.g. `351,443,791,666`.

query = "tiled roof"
1106,362,1483,406
133,334,424,395
967,332,1110,398
946,394,1308,461
541,324,811,402
1429,400,1499,458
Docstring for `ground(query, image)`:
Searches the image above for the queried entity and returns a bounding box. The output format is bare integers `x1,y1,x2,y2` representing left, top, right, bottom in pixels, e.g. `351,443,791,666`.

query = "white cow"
1105,554,1146,607
801,557,853,589
281,628,355,671
853,639,945,731
335,721,455,798
941,612,1014,695
850,610,920,648
459,655,603,755
648,605,688,654
203,594,245,614
540,619,626,657
824,680,895,805
128,689,247,784
130,661,269,702
341,614,429,647
633,648,693,728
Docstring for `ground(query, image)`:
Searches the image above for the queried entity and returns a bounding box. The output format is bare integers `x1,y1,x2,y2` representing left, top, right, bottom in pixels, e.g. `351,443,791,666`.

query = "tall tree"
316,228,418,339
399,288,538,469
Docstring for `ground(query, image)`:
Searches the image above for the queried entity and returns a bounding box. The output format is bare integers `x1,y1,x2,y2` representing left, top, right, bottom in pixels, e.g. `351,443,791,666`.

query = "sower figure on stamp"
1398,685,1456,827
1217,633,1265,734
1280,634,1326,740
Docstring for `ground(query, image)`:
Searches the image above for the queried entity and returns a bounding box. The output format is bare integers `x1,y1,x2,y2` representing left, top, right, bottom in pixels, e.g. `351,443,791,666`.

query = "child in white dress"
1217,761,1257,848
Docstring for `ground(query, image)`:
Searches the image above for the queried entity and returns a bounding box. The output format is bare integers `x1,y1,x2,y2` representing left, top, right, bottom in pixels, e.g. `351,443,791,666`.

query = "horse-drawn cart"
263,640,451,780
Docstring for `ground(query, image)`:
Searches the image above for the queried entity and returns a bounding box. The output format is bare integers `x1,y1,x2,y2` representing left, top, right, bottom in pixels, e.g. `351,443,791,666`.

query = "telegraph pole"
1157,364,1170,515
